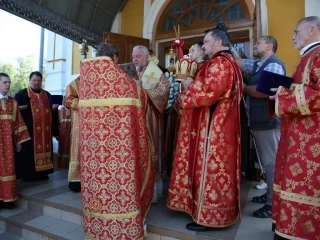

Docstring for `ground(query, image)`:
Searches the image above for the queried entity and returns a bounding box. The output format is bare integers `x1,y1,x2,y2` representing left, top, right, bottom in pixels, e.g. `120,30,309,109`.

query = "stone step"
0,230,25,240
0,205,83,240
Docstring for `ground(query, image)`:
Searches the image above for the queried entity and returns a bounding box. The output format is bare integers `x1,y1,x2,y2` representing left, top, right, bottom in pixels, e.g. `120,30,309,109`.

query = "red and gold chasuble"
272,45,320,239
138,65,170,202
138,66,170,176
167,52,243,227
0,96,30,202
57,106,71,169
27,88,53,171
79,57,155,240
65,77,80,182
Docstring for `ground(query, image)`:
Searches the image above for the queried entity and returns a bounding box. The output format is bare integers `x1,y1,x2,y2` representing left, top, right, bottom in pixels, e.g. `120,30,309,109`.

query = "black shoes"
23,175,49,182
186,222,211,232
252,193,267,203
0,201,16,209
69,182,81,192
253,204,272,218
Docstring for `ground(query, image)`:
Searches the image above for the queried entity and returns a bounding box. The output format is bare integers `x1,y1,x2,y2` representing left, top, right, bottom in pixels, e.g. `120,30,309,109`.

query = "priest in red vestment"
0,73,30,209
65,76,81,192
167,26,243,231
15,71,59,181
79,43,155,240
57,97,71,169
270,16,320,240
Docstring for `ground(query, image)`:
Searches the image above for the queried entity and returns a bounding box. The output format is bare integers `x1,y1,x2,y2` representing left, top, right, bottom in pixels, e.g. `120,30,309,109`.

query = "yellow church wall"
121,0,144,37
267,0,305,76
72,42,92,75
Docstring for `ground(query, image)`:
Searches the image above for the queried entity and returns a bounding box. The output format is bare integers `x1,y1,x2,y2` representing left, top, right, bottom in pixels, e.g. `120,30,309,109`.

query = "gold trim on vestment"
17,137,31,145
0,115,12,120
273,184,281,192
35,152,52,158
12,100,18,121
294,84,311,115
68,110,80,182
79,98,141,107
302,58,312,85
15,126,28,134
0,98,5,110
140,147,152,198
83,209,140,220
71,99,78,109
0,197,18,202
168,189,190,198
13,100,17,121
275,86,283,117
81,56,113,62
0,175,16,181
193,201,237,211
34,152,54,171
36,164,54,171
279,190,320,207
275,230,307,240
167,204,240,228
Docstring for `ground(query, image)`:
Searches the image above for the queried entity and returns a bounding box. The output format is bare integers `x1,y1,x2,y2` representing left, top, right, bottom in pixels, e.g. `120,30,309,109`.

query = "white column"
260,0,268,35
45,32,69,95
111,12,122,33
305,0,320,17
144,0,152,22
143,0,167,40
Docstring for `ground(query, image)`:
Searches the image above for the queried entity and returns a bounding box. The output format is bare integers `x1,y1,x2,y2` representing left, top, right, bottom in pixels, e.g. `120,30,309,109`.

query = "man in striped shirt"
232,36,286,218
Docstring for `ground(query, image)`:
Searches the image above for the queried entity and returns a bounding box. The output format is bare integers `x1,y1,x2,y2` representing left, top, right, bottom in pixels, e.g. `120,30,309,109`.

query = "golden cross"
191,129,197,139
145,72,157,83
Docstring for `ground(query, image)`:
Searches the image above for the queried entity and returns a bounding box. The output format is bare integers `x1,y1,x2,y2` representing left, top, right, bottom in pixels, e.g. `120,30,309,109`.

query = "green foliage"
0,55,46,96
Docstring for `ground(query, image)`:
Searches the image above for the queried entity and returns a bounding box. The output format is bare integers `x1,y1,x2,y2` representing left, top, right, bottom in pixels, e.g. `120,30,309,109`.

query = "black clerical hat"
51,95,63,105
14,93,30,106
256,70,294,96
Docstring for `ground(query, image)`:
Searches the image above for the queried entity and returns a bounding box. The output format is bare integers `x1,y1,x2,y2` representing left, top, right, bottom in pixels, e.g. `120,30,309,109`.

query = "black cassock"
15,88,58,181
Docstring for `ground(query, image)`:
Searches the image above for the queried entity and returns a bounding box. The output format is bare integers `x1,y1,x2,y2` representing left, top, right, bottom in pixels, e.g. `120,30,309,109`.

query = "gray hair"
298,16,320,31
133,45,149,56
260,36,278,53
95,43,118,58
206,28,231,47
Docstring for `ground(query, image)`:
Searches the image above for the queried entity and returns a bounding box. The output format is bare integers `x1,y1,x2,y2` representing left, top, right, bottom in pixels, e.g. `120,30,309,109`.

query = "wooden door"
103,32,150,64
253,0,263,45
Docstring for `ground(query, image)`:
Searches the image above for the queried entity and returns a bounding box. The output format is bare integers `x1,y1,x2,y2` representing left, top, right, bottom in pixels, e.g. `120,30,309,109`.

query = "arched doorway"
148,0,255,66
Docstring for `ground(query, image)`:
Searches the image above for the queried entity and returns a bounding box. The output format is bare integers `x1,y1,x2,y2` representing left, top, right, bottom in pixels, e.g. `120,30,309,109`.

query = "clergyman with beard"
132,45,170,203
232,36,286,218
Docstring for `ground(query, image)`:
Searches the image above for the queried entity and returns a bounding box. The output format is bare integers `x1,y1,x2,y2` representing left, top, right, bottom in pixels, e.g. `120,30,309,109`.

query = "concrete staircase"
0,191,83,240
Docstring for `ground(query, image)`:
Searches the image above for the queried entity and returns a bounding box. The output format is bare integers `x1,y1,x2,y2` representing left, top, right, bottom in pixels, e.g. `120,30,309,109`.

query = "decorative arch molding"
143,0,256,41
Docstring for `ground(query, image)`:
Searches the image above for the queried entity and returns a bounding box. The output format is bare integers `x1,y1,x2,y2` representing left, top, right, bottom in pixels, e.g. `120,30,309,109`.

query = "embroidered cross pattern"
145,72,157,83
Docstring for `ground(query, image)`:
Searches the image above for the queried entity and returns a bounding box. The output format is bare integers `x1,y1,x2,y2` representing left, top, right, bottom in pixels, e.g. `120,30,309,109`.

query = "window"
159,0,249,33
